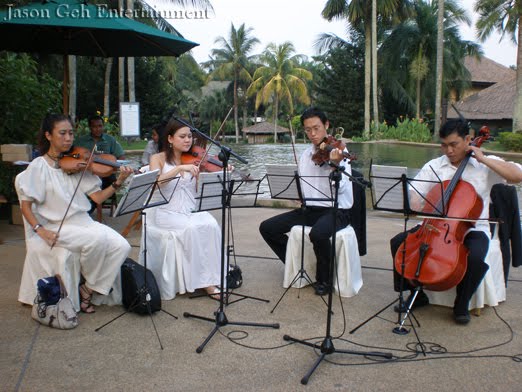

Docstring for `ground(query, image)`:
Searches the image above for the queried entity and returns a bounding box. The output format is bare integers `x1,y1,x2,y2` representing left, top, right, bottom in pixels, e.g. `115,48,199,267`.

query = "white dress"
16,157,131,297
152,161,221,292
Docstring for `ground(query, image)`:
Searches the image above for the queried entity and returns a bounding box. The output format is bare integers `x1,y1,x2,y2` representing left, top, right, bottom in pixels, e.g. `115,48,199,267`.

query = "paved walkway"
1,207,521,392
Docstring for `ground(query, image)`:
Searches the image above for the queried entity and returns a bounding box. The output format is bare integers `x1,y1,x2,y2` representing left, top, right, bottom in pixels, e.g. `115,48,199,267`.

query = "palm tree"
475,0,521,133
209,23,260,143
434,0,444,133
322,0,413,137
379,0,480,122
247,42,312,142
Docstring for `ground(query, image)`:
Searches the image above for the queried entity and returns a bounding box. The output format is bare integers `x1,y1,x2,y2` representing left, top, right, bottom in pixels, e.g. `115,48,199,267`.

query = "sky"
151,0,517,68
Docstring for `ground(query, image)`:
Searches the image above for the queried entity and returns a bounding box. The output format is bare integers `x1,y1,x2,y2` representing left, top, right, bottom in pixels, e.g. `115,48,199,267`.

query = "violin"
181,145,223,173
394,127,491,291
312,135,357,165
59,146,132,177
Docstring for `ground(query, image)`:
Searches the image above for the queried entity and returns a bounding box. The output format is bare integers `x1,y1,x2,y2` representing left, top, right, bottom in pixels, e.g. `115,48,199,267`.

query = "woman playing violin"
391,119,522,324
259,107,354,296
148,118,221,299
15,114,134,313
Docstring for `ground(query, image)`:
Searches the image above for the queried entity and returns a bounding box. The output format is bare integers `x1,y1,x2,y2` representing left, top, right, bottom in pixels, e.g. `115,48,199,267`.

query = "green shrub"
497,132,522,152
378,117,432,143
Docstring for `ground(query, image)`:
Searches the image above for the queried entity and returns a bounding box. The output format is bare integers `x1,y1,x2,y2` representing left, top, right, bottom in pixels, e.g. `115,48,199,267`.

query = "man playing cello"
391,119,522,324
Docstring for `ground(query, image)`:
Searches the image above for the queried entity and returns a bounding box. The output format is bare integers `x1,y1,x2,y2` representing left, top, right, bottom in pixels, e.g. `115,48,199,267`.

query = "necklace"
46,153,60,169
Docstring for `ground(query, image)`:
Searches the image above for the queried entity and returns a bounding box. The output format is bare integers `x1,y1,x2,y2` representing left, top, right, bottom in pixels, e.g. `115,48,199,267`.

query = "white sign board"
119,102,140,137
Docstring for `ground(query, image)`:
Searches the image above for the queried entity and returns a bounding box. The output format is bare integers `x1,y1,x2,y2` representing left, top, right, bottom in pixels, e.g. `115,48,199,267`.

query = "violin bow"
196,106,234,170
288,116,298,165
51,144,97,249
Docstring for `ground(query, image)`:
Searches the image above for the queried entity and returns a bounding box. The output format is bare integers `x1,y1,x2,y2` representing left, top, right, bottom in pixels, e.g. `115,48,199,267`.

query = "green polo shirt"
75,133,125,159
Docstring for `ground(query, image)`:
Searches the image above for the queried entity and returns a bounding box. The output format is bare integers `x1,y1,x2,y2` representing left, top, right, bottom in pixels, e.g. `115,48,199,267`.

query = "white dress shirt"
298,145,354,209
412,154,510,235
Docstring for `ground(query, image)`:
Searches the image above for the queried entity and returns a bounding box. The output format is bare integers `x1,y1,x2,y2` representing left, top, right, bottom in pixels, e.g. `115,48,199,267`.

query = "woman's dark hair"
38,114,73,154
300,107,328,126
439,119,469,139
162,117,190,165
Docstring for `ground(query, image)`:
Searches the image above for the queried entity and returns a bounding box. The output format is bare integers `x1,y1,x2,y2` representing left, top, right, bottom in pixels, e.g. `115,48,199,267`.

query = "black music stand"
283,163,392,385
95,170,180,350
175,117,279,354
188,171,269,305
349,163,445,349
264,164,330,313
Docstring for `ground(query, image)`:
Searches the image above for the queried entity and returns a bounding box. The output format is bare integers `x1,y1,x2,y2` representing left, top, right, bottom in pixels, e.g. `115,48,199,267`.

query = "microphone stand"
283,163,391,385
176,118,279,353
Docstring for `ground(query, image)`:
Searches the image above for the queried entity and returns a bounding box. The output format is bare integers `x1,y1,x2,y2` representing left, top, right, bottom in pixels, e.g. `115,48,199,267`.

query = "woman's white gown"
151,161,221,294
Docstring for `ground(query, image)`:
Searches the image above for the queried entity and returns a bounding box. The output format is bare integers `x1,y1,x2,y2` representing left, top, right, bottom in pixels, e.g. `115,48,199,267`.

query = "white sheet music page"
265,164,300,200
371,165,408,211
113,169,160,217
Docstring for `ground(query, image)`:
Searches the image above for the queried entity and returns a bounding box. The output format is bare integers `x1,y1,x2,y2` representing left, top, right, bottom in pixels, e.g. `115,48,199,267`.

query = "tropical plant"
475,0,521,133
379,0,480,126
247,42,312,142
321,0,414,137
314,45,365,136
208,23,260,143
0,53,61,145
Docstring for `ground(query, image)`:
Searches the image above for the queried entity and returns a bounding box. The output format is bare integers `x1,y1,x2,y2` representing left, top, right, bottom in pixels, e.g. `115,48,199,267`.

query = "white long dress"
152,161,221,292
16,157,131,300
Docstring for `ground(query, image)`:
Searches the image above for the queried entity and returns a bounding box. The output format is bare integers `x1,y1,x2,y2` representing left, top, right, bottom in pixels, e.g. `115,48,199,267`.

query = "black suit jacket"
349,169,367,256
489,183,522,284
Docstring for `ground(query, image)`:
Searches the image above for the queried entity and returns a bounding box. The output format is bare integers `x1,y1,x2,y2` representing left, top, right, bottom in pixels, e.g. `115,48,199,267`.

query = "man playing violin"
259,107,354,296
391,119,522,324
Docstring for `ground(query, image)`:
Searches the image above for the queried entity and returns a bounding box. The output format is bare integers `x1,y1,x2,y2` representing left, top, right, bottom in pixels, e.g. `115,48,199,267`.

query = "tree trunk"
104,57,113,118
68,55,76,123
513,15,522,133
273,96,279,143
233,74,239,143
118,0,125,104
363,22,371,138
371,0,378,126
127,57,135,102
416,77,421,120
126,0,135,103
434,0,444,134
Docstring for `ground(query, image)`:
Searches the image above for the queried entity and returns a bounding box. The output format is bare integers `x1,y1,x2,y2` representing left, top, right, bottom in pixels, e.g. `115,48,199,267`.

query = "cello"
394,127,490,291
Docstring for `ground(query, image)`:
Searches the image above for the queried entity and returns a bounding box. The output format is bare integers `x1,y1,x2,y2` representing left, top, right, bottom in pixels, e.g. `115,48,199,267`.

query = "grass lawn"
119,139,147,150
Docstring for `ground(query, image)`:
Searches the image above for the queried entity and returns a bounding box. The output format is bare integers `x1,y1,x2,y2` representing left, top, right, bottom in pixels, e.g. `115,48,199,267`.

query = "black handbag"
121,258,161,314
227,264,243,289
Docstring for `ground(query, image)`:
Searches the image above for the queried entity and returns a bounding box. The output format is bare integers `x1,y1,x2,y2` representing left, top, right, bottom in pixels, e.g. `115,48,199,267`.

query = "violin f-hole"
442,223,451,244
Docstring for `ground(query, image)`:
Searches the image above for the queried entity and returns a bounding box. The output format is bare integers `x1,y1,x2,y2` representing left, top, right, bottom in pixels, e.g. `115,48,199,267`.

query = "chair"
138,207,185,300
283,225,363,297
96,193,117,222
424,227,506,310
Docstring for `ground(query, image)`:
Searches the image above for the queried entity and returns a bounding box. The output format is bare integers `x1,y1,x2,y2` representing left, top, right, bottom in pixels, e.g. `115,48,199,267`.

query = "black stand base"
283,334,392,385
270,268,328,313
95,286,177,350
183,309,280,353
189,290,270,306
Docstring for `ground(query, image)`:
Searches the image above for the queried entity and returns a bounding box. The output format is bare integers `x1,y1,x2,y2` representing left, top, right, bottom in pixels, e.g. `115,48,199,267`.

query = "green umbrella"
0,0,199,110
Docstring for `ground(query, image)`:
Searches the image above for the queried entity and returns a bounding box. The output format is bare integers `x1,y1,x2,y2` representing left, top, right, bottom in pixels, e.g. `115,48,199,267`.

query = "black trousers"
259,206,351,283
390,227,490,311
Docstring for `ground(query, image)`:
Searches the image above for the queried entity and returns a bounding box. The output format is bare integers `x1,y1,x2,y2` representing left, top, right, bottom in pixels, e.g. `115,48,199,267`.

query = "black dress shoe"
453,308,471,325
313,282,332,296
394,290,430,313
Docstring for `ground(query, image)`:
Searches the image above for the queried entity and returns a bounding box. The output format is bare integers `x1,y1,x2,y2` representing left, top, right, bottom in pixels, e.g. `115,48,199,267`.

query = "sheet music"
371,165,408,211
113,169,160,217
265,164,300,200
195,172,225,211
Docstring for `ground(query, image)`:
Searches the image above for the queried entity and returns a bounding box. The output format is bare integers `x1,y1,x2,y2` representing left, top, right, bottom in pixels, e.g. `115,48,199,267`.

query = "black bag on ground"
121,258,161,314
